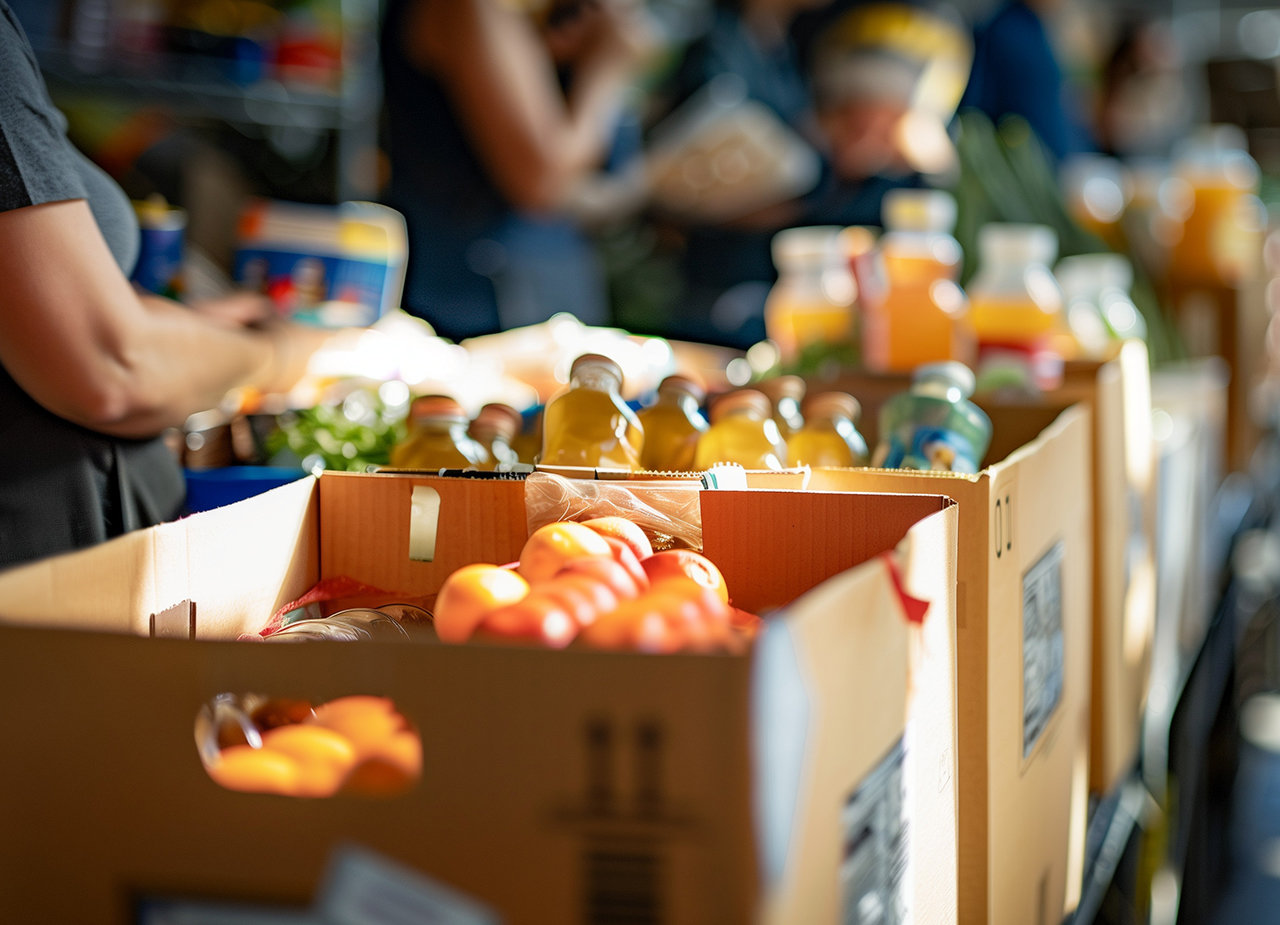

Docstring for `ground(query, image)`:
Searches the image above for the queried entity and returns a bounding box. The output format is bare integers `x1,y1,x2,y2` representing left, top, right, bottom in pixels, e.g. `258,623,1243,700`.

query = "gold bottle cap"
709,388,772,424
802,391,861,422
570,353,624,388
470,402,523,440
409,394,467,423
657,373,706,404
756,374,805,405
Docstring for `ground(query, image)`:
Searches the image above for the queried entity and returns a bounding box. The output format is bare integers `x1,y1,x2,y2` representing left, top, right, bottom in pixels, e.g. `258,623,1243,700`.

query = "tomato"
600,536,651,593
518,521,612,584
555,555,644,601
580,516,653,561
433,563,530,643
549,573,621,627
641,549,730,605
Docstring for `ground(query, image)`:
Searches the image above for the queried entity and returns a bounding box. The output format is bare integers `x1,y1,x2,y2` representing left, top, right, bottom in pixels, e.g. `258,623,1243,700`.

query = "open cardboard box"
759,382,1096,925
809,342,1157,798
0,474,958,925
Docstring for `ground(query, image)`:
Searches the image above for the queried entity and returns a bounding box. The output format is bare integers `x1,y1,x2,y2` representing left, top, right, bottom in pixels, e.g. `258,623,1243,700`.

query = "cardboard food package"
0,473,958,925
759,385,1096,925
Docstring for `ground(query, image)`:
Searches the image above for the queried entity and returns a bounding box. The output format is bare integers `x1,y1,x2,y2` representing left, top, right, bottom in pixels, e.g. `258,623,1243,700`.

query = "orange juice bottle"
1168,125,1263,286
390,395,490,469
756,374,806,439
786,391,868,467
468,402,524,471
763,226,856,363
540,353,643,470
635,374,708,472
862,189,975,372
694,389,788,470
967,224,1066,390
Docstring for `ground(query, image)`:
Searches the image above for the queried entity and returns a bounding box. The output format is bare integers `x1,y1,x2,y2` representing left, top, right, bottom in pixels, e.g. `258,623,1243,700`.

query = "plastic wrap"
523,471,704,551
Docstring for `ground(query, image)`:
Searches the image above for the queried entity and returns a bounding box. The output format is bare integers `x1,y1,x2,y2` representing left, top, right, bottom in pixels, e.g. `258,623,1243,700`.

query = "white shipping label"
840,737,908,925
1022,542,1066,759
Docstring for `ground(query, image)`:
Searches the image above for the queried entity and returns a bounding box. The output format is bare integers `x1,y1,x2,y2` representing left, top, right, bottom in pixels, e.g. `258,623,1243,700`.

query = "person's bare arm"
402,0,647,212
0,199,327,438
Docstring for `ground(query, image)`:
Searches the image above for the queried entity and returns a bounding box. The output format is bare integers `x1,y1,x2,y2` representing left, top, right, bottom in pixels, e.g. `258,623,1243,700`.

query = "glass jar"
390,395,489,470
694,388,788,470
636,374,709,472
786,391,868,467
541,353,644,470
763,226,856,364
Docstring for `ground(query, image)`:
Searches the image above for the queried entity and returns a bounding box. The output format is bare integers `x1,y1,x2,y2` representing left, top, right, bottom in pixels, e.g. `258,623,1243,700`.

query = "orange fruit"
261,724,358,798
343,730,422,797
518,521,611,584
555,555,644,601
309,695,406,760
599,537,652,593
433,563,530,643
208,744,301,795
642,549,730,605
580,516,653,561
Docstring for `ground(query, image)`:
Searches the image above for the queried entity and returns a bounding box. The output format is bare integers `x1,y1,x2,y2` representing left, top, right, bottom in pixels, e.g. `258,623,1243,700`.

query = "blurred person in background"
1094,15,1191,159
0,1,333,569
379,0,655,343
959,0,1094,164
645,0,969,350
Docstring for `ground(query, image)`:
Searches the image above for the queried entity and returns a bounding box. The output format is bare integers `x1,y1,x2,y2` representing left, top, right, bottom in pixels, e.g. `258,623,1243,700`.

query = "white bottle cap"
977,223,1058,268
1055,253,1134,303
771,226,842,269
913,361,976,400
882,188,957,234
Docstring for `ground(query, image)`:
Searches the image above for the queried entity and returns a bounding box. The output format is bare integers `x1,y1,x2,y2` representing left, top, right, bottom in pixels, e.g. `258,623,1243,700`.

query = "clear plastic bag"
523,471,704,551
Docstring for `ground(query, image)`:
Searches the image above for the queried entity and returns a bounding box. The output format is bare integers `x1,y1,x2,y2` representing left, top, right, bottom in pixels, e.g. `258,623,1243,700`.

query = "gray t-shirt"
0,1,184,569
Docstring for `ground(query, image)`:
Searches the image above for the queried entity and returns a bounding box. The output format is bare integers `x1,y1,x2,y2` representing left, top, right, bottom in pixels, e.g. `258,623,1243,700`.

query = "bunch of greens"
264,382,411,473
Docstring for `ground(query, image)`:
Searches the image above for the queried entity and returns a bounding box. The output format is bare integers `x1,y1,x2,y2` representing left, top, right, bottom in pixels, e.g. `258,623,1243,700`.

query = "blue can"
131,198,185,298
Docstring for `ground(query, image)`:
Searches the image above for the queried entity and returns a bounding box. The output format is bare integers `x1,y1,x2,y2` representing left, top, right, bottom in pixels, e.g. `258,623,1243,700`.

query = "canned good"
131,196,185,298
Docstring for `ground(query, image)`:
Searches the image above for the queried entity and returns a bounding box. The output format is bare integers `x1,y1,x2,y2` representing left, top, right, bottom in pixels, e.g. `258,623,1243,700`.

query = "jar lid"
802,391,861,422
409,394,467,423
882,188,957,234
709,388,772,423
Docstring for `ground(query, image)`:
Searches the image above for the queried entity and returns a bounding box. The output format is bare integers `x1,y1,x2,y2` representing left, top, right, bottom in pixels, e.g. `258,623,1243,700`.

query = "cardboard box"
1058,342,1158,797
810,342,1156,799
760,400,1094,925
0,474,958,925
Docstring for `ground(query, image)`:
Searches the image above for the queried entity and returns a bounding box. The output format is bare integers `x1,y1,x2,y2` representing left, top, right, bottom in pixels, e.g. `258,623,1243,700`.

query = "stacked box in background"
0,473,959,925
763,393,1096,925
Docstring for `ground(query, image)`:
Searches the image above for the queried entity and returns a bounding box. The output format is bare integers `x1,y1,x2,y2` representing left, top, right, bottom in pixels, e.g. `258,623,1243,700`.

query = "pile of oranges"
433,516,760,653
205,695,421,799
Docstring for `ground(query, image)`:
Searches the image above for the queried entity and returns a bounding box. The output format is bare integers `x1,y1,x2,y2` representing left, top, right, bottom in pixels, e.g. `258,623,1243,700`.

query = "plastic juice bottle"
1060,154,1131,252
540,353,644,470
966,223,1067,390
1168,125,1263,286
694,389,788,470
756,375,806,439
469,402,524,471
786,391,868,467
763,226,856,364
873,362,992,474
635,374,709,472
862,188,975,372
1055,253,1146,360
390,395,490,470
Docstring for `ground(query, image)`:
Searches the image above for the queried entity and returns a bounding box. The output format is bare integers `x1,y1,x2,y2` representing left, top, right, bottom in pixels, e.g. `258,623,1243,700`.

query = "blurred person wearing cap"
644,0,970,350
379,0,656,343
958,0,1095,164
0,2,337,569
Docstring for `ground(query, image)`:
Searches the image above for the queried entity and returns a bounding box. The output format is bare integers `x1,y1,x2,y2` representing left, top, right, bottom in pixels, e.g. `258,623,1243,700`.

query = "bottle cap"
470,402,523,441
882,188,957,234
1055,253,1133,302
802,391,861,422
977,223,1057,268
569,353,624,389
408,394,467,424
756,374,805,405
912,361,976,400
657,373,706,404
771,226,841,269
709,389,772,423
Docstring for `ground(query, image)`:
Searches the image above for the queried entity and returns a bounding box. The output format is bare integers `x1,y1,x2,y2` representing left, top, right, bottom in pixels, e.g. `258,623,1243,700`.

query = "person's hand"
255,320,346,397
187,290,278,329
